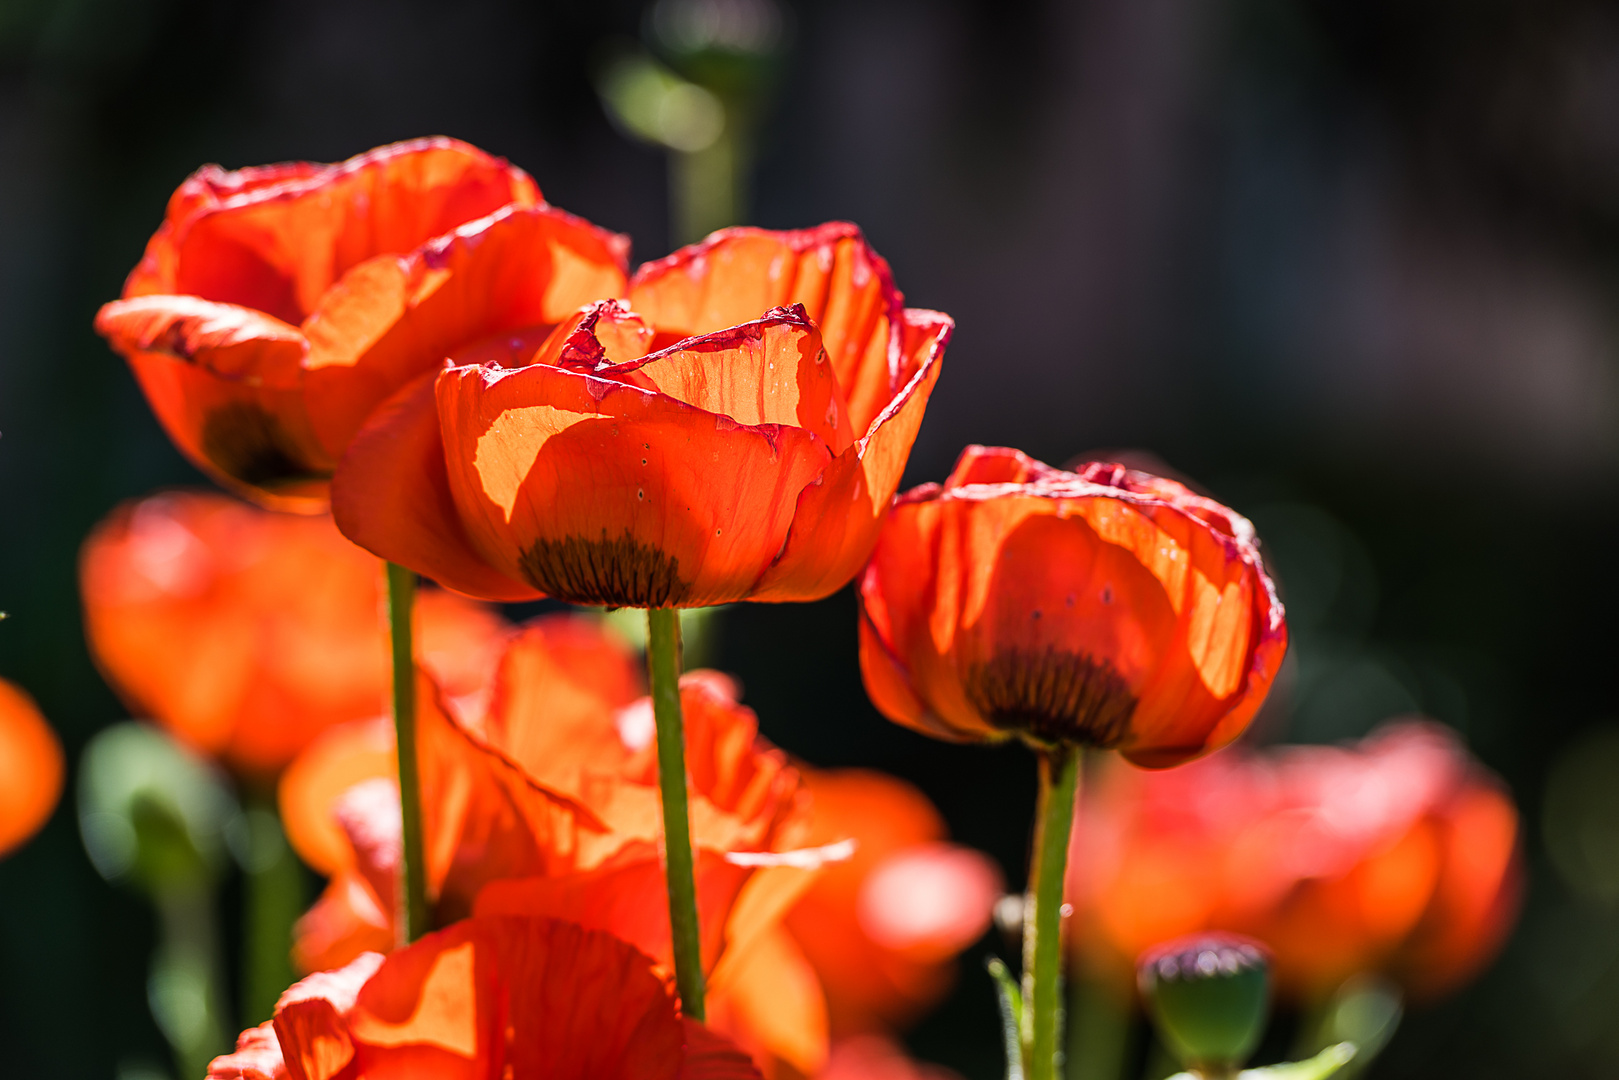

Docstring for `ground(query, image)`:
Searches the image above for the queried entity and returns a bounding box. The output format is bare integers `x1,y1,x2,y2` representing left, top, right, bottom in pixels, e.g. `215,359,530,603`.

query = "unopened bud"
1137,933,1270,1075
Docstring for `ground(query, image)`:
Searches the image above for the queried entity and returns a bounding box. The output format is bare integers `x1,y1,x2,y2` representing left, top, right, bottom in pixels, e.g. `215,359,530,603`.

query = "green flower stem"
1022,743,1082,1080
646,606,706,1020
386,561,429,944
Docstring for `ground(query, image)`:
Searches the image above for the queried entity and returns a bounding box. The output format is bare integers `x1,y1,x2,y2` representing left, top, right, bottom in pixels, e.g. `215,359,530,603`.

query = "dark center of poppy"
200,403,327,489
965,645,1137,747
519,529,693,608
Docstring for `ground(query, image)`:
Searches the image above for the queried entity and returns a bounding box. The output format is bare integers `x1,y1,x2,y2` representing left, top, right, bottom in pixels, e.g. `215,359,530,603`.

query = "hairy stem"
1023,743,1082,1080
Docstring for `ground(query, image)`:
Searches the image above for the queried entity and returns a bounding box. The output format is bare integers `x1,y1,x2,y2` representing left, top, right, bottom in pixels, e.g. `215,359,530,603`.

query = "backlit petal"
332,370,544,601
628,223,903,435
302,205,629,459
435,356,831,607
159,138,540,324
751,310,951,602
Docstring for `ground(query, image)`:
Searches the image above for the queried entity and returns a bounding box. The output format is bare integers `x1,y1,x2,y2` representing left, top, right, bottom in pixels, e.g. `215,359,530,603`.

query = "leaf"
1242,1042,1358,1080
985,956,1025,1080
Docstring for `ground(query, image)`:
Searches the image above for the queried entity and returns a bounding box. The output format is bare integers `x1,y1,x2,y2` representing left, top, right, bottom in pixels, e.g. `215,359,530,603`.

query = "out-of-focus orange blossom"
1066,721,1522,1001
784,769,1002,1038
80,490,510,778
0,677,64,859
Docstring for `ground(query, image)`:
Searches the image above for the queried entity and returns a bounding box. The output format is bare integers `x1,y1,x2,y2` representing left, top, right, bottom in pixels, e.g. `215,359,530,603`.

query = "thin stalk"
646,606,706,1019
1022,743,1082,1080
386,561,429,944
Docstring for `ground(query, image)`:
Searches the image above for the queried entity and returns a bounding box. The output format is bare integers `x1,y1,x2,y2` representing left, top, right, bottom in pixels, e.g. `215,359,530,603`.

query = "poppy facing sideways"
94,137,624,512
80,491,510,777
1066,721,1523,1001
333,224,952,606
0,677,64,859
858,446,1286,766
206,914,762,1080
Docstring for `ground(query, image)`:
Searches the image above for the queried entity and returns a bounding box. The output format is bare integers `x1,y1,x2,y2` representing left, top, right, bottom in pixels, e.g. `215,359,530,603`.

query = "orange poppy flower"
0,678,64,859
206,914,762,1080
81,490,510,777
94,137,627,512
1066,721,1523,1001
332,223,952,606
858,445,1287,766
783,769,1002,1038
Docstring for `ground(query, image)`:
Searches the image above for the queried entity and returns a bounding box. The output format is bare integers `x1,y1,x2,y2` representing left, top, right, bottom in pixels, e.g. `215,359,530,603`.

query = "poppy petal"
274,952,385,1080
434,358,832,607
709,926,829,1076
617,306,854,455
415,671,641,919
95,297,330,508
332,370,543,601
471,845,752,977
279,718,396,876
680,1019,765,1080
343,917,686,1080
96,295,308,388
130,161,331,301
751,310,952,603
302,205,630,460
207,1021,287,1080
628,223,903,435
164,137,540,324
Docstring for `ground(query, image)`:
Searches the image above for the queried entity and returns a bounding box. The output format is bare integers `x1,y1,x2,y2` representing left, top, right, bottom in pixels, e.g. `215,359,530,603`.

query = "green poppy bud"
1138,933,1271,1076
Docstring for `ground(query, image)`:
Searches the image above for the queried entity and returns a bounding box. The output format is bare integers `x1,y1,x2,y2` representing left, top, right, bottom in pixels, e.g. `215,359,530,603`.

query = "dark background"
4,0,1619,1076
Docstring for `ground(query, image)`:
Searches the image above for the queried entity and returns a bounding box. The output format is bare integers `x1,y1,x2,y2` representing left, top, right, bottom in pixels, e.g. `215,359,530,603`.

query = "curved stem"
1022,743,1082,1080
646,606,706,1019
386,561,429,944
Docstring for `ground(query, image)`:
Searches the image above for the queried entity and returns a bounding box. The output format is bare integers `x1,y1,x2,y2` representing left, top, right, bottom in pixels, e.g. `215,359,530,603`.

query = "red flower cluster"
86,135,1522,1080
96,139,950,609
1066,722,1522,1000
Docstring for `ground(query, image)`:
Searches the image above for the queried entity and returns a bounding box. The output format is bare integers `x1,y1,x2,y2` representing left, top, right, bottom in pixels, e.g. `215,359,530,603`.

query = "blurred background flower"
3,0,1619,1077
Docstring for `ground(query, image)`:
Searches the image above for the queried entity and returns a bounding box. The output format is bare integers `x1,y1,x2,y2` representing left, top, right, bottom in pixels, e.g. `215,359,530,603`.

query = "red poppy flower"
94,137,627,511
207,914,761,1080
80,490,511,777
783,769,1002,1038
1066,721,1523,1001
332,223,952,606
0,678,64,859
858,446,1287,766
